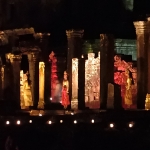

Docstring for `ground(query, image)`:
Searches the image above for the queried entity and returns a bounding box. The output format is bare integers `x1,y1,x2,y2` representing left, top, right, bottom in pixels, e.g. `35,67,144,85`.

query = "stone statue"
23,72,33,109
61,71,70,109
124,69,133,108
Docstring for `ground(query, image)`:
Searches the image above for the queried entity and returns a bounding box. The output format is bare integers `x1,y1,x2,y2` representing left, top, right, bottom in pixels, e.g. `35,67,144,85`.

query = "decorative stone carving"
85,53,100,109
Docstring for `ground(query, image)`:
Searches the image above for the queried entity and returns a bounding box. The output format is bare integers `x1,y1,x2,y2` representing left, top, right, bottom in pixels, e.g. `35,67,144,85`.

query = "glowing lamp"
29,120,32,123
71,112,74,115
39,113,42,116
91,119,94,123
129,122,134,128
6,121,10,125
48,120,52,124
50,97,52,101
109,123,114,128
17,120,21,125
74,120,77,124
60,120,63,123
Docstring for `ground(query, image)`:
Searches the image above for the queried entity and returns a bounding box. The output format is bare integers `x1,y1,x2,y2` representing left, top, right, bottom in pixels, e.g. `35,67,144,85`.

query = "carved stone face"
64,74,67,80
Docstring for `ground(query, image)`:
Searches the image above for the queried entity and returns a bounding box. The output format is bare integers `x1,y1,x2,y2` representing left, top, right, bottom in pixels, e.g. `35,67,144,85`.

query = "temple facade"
1,18,150,111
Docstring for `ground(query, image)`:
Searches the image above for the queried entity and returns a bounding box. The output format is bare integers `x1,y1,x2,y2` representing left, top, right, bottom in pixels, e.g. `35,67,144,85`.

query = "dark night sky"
2,0,150,46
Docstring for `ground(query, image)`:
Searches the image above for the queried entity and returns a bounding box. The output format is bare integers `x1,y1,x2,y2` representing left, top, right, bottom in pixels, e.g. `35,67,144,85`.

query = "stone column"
38,62,45,109
71,58,78,110
28,52,39,108
100,34,114,109
78,57,85,109
66,30,84,109
4,53,13,101
0,57,4,100
134,20,150,109
10,54,22,109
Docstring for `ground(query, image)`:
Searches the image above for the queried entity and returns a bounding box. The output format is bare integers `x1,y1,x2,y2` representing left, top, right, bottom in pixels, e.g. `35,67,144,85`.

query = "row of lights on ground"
5,120,134,128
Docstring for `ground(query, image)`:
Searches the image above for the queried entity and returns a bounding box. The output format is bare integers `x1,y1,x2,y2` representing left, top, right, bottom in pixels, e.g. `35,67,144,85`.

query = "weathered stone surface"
107,83,114,109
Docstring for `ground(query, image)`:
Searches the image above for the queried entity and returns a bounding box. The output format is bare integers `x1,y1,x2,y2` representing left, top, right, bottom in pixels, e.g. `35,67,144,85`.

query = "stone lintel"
134,21,150,35
9,54,22,63
28,52,39,63
66,30,84,38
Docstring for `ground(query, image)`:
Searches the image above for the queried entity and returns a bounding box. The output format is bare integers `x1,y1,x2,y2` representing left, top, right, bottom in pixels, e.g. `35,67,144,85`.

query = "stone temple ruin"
0,18,150,112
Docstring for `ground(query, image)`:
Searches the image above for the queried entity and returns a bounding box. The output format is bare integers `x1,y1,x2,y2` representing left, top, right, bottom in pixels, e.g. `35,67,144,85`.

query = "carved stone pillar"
10,54,22,109
78,57,85,109
66,30,84,110
100,34,114,109
0,57,4,100
28,52,39,108
4,53,13,101
134,19,150,109
38,62,45,109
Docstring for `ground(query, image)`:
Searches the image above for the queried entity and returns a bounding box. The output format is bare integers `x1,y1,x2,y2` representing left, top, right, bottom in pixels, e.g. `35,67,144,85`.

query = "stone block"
71,99,78,110
107,83,114,109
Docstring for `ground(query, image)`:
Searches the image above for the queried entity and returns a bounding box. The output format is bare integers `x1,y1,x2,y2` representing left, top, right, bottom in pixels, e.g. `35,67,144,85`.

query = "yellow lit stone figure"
145,94,150,110
23,72,33,109
125,69,133,108
38,62,45,109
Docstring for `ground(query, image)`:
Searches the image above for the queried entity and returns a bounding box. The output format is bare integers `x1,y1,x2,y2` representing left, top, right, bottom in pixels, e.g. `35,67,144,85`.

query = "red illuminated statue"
61,71,70,109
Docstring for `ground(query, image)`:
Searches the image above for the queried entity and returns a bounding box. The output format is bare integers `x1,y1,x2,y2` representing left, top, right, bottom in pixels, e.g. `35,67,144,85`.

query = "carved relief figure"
23,72,33,109
61,71,70,109
85,53,100,108
124,69,133,108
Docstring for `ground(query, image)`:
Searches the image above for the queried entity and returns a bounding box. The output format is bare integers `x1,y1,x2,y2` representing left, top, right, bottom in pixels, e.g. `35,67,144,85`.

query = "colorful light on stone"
72,58,78,109
85,52,100,109
38,62,45,109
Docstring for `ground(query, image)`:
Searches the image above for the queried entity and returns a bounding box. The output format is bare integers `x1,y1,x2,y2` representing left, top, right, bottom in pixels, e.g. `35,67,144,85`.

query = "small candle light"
6,121,10,125
48,120,52,124
60,120,63,123
91,119,94,123
17,120,21,125
109,123,114,128
74,120,77,124
29,120,32,123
